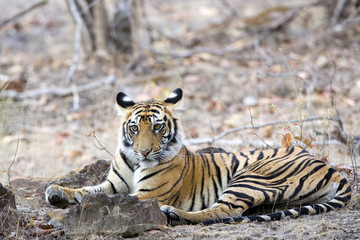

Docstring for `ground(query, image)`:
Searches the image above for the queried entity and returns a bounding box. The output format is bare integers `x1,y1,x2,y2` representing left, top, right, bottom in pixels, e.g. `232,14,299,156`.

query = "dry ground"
1,0,360,239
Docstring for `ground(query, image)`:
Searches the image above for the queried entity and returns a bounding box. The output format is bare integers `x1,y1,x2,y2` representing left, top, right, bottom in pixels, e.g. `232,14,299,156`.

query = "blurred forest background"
1,0,360,185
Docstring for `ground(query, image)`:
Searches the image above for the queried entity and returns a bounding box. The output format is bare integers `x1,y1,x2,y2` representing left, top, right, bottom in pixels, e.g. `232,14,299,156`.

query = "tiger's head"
116,88,184,169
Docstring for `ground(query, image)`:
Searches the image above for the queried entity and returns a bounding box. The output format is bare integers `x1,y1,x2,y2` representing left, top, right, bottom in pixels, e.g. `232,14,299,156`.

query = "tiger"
45,88,352,225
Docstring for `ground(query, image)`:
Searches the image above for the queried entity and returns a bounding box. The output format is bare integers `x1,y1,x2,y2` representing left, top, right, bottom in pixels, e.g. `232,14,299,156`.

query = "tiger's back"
45,88,351,225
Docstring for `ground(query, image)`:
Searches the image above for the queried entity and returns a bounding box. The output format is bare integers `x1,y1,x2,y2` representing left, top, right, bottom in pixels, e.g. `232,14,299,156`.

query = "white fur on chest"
132,168,142,193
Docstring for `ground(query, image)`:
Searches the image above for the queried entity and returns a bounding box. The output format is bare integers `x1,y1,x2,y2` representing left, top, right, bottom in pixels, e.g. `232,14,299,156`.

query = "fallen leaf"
66,111,92,121
281,133,292,147
50,132,69,145
334,163,353,176
261,125,273,138
205,100,222,112
38,224,54,230
184,74,203,83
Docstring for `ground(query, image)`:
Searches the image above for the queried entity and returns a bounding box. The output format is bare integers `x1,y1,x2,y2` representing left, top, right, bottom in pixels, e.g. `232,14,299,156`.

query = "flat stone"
62,193,167,238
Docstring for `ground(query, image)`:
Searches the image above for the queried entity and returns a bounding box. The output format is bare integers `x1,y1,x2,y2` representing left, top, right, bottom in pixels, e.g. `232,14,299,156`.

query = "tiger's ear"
164,88,183,108
117,92,136,110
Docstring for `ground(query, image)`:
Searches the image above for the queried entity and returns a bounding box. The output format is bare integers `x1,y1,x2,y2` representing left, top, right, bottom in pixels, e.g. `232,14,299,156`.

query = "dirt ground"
1,0,360,239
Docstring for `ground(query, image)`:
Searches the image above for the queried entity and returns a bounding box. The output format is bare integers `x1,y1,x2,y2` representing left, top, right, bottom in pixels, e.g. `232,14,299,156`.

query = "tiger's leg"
45,163,132,208
160,186,263,225
160,203,241,225
161,172,286,225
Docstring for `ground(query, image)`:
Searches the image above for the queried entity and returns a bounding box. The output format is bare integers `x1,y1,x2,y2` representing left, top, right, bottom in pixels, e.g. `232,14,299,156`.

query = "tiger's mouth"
138,157,160,168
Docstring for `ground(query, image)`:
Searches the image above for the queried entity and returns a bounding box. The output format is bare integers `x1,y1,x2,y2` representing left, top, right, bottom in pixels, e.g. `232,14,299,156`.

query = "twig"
0,105,24,184
0,0,48,30
249,108,273,149
71,83,80,110
0,75,116,100
90,129,114,158
66,0,84,83
331,0,347,26
211,116,340,143
328,57,344,131
80,0,101,14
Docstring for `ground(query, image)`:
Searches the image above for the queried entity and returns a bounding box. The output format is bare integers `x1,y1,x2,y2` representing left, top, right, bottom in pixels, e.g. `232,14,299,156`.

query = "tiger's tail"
202,177,352,225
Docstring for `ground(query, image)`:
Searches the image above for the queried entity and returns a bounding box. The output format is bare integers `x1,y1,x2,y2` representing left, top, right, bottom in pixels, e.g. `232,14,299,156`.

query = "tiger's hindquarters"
202,176,352,225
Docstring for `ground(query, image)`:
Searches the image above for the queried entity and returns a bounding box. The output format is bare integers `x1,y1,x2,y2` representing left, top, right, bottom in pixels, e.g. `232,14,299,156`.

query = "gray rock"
0,183,27,236
9,159,110,209
62,193,167,238
0,183,16,209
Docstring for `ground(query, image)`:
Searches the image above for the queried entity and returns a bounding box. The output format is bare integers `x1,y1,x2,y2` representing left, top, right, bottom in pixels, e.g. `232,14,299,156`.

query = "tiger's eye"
130,125,138,132
153,123,163,131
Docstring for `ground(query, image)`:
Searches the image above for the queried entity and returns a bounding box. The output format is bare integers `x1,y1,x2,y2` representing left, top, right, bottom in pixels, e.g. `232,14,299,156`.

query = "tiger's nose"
139,148,152,157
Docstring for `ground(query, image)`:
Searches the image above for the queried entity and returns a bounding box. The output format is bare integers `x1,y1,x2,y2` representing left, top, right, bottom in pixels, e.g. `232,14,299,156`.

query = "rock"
0,184,27,237
62,193,167,238
315,55,329,68
7,160,166,238
242,96,258,106
0,183,16,209
51,159,110,189
196,147,228,154
46,208,69,228
9,160,110,209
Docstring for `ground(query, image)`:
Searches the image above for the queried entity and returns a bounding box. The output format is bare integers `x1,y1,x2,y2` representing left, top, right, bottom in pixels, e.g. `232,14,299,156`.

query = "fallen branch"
331,0,348,26
0,75,116,100
184,138,344,148
185,138,276,148
186,116,341,146
66,0,84,83
0,0,48,30
152,3,310,60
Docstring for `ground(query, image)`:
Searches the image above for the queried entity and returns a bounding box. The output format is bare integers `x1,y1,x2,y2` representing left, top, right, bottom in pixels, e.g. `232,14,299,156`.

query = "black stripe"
334,195,351,204
239,152,249,167
120,151,136,171
231,184,272,203
190,184,196,211
201,153,211,176
289,164,327,199
245,215,266,222
107,179,118,194
231,154,239,176
257,151,264,160
134,110,142,115
138,181,168,192
224,190,254,208
287,146,295,155
314,204,326,213
156,148,191,201
170,119,178,143
217,200,242,209
297,167,335,200
298,206,309,215
150,109,160,114
322,203,335,211
112,164,130,193
212,177,219,201
200,157,207,209
270,148,279,158
139,166,174,182
210,153,223,189
326,201,344,209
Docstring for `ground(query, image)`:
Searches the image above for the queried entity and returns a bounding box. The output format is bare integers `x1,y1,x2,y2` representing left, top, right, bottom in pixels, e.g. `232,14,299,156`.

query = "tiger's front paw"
45,185,72,208
160,205,191,226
